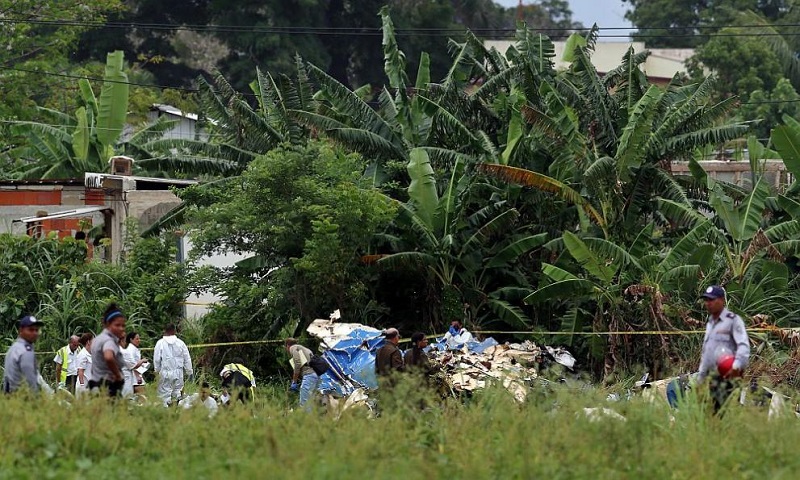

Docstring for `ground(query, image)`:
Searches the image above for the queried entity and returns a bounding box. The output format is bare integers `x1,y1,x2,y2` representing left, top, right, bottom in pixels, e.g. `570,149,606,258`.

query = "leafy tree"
688,25,784,101
0,0,122,122
622,0,789,48
74,0,215,88
181,141,397,337
740,78,800,139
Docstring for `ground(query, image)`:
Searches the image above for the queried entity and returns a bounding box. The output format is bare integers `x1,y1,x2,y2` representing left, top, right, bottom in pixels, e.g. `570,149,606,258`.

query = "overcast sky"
495,0,634,38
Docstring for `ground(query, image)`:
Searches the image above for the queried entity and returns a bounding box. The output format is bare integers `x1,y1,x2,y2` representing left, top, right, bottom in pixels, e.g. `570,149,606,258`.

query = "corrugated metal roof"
13,206,110,224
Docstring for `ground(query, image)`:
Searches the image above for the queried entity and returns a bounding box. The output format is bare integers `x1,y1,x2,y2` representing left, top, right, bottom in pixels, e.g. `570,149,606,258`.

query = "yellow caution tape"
7,325,799,357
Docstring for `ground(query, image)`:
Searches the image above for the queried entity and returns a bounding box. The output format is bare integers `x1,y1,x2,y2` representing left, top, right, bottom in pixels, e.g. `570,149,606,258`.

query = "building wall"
0,185,105,238
180,237,251,319
483,40,692,83
146,109,208,142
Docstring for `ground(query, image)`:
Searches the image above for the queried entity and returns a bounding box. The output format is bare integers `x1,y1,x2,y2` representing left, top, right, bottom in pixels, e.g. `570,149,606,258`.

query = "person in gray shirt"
3,315,44,394
88,303,126,397
697,285,750,412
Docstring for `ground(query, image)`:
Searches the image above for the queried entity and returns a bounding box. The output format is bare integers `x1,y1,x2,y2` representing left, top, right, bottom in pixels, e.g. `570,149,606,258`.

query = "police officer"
3,315,43,394
697,285,750,412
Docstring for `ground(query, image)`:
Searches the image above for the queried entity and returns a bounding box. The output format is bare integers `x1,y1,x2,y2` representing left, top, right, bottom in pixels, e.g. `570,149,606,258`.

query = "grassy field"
0,380,798,480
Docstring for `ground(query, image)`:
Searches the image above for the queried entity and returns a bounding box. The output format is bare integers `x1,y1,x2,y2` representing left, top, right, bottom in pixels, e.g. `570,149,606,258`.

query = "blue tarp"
317,328,501,396
318,329,384,395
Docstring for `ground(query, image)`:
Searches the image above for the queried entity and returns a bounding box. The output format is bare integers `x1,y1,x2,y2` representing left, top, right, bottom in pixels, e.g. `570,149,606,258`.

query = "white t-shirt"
179,393,218,417
76,349,92,388
53,346,80,376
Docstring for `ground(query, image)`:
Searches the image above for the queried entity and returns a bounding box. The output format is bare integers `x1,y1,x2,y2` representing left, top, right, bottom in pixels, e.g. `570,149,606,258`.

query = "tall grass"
0,378,798,479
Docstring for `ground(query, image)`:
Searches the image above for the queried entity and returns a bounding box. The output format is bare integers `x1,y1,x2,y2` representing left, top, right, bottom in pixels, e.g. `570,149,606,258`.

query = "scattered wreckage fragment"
306,315,576,408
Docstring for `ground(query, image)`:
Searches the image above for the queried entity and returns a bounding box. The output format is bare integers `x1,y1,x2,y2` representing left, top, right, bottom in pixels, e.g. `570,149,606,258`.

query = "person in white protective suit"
153,324,193,406
442,320,473,349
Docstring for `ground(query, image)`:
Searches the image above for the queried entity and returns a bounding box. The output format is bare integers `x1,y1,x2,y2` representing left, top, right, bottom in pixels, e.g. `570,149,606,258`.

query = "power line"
3,64,800,109
3,16,800,39
0,65,198,93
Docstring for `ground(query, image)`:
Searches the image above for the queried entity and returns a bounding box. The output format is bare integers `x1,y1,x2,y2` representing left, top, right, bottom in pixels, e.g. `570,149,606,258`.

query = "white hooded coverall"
153,335,193,406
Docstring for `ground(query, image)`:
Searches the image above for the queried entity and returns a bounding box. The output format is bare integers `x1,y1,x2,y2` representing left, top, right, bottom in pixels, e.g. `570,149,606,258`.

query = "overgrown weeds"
0,379,798,478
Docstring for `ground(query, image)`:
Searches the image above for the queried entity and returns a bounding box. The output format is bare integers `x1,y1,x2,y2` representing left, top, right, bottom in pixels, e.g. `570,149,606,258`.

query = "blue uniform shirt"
697,307,750,381
3,338,40,393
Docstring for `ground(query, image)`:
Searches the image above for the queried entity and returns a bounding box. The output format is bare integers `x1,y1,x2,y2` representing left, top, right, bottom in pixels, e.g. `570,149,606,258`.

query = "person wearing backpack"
285,338,322,411
153,324,193,407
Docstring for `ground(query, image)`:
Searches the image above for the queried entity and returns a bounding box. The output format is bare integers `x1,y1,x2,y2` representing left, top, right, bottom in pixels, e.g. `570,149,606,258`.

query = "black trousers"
88,379,124,397
65,375,77,394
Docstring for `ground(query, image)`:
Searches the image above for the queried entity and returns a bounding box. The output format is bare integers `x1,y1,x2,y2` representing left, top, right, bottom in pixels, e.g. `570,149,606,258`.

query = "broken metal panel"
307,316,576,404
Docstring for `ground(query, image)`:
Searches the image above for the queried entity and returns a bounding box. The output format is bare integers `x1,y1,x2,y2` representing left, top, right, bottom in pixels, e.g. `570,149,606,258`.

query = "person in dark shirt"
405,332,433,372
220,363,255,404
375,328,403,377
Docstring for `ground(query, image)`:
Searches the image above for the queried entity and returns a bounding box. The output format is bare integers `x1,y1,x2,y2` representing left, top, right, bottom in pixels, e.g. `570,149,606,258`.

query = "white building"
484,40,694,85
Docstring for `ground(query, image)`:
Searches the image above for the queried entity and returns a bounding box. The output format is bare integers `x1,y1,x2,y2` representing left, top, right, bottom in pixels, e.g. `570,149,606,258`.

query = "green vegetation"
0,233,186,354
6,7,800,383
0,383,798,478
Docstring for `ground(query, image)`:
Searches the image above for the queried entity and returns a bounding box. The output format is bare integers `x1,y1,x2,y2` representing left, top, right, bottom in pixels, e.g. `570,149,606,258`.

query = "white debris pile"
430,341,575,403
306,313,381,349
306,314,577,404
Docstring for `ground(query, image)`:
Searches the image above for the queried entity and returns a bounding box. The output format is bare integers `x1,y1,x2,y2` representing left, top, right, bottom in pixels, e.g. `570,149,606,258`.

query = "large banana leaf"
415,52,431,91
379,6,408,93
525,278,596,303
628,223,654,259
582,237,642,273
764,219,800,242
777,194,800,220
615,84,663,177
433,158,466,236
406,148,438,230
540,262,579,281
710,177,768,242
771,116,800,179
478,163,606,229
657,198,705,228
562,231,616,283
461,209,520,255
78,79,98,117
485,233,548,268
486,298,532,329
96,51,129,154
659,220,716,272
71,107,90,162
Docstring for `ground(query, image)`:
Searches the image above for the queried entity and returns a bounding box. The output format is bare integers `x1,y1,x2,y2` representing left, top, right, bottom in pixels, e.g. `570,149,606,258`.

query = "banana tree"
372,148,547,329
11,51,128,178
10,51,235,180
527,220,722,377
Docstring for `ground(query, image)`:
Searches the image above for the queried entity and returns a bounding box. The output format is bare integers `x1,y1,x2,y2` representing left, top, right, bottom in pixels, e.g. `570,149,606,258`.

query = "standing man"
285,338,319,411
153,324,193,406
405,332,435,374
3,315,43,394
697,285,751,413
375,328,404,378
54,335,81,394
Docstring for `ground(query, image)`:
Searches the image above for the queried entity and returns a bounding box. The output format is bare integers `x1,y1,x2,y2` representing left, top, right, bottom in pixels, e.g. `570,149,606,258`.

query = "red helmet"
717,354,735,377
